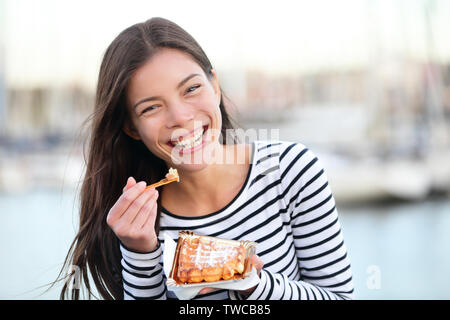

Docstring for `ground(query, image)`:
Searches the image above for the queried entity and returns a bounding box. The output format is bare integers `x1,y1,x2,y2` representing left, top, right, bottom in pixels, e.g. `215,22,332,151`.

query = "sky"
2,0,450,88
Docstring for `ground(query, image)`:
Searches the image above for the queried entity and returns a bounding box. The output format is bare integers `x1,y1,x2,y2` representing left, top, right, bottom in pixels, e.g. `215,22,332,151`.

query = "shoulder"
247,140,325,193
253,140,323,182
252,140,310,164
250,140,333,207
250,140,314,178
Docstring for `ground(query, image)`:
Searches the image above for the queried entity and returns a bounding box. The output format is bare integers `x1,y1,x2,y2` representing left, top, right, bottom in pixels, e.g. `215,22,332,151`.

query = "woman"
59,17,354,300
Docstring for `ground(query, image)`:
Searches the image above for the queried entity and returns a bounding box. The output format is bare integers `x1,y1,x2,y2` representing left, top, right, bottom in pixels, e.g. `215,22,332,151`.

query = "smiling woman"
55,17,354,301
55,17,239,300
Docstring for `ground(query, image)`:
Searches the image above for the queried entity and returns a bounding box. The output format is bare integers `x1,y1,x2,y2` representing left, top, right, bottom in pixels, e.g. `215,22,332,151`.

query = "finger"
107,181,147,225
251,255,264,275
123,177,137,193
132,189,158,229
120,186,156,225
199,287,217,295
141,191,159,231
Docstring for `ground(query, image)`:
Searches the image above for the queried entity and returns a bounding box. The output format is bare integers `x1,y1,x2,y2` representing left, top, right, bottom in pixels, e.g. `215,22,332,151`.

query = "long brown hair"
56,17,239,299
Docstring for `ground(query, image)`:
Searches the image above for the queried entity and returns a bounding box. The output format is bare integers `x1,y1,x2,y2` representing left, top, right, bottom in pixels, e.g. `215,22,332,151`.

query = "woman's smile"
167,124,210,155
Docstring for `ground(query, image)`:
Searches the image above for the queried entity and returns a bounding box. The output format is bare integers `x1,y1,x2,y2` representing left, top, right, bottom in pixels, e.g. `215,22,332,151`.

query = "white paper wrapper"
163,233,260,300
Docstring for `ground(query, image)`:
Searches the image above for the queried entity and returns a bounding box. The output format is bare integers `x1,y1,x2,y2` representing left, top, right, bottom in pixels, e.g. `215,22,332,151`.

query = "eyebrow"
132,73,202,110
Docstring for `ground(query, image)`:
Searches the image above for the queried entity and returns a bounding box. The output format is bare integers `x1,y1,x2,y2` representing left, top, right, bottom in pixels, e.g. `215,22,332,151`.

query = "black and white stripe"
120,140,354,300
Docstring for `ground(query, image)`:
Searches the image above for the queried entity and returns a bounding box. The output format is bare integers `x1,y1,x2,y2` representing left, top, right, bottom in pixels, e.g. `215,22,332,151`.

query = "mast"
423,0,447,152
365,0,385,157
0,0,6,138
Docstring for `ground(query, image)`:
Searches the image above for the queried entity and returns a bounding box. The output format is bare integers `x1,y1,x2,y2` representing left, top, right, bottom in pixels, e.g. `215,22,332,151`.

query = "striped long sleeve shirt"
119,140,354,300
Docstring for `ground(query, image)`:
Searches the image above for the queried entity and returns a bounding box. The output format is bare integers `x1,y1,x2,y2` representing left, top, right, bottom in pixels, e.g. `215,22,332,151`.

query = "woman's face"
125,48,222,171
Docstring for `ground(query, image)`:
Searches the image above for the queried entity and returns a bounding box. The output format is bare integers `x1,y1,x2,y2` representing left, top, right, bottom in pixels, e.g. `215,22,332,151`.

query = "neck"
162,143,252,213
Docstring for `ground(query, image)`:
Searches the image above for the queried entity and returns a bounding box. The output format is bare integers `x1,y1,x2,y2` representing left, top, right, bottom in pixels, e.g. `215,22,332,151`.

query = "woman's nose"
165,103,194,128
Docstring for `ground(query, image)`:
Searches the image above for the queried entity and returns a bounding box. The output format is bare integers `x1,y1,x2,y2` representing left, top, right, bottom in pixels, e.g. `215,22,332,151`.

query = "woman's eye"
186,84,200,94
141,105,159,115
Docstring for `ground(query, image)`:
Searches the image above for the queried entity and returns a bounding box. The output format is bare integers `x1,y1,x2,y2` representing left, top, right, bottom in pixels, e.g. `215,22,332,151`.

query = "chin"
172,161,211,173
169,141,218,170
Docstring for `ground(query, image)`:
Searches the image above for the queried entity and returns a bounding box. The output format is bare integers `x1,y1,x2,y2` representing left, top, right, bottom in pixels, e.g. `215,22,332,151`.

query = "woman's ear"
123,119,141,140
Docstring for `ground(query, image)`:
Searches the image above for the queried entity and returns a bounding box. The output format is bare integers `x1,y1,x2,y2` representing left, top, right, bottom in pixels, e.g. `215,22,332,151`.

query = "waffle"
176,235,247,283
165,168,179,181
146,167,179,190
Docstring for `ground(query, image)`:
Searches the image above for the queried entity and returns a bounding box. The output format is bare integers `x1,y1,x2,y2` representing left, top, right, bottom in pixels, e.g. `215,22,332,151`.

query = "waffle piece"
176,235,246,283
165,168,179,181
146,167,179,190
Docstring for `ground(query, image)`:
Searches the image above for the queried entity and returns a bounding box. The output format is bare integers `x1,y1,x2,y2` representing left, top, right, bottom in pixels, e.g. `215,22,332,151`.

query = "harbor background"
1,0,450,299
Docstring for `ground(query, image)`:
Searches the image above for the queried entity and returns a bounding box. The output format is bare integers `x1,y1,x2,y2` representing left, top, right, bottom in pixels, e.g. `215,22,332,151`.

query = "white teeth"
173,128,204,149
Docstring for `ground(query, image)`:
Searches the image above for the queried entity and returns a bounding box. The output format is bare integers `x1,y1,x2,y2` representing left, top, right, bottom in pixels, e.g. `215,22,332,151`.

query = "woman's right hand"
106,177,159,253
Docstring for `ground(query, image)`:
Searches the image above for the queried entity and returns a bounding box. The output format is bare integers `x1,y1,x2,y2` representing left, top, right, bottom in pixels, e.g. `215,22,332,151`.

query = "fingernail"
137,181,147,188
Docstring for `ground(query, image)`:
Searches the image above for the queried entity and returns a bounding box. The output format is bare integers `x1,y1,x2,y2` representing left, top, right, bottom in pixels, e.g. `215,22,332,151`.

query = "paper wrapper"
163,232,260,300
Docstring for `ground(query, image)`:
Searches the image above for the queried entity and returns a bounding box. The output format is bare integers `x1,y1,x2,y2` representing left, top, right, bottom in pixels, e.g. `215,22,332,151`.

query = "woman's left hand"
198,255,264,297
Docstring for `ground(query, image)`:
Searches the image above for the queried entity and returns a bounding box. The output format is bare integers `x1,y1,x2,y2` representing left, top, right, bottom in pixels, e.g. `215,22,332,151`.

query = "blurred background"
0,0,449,299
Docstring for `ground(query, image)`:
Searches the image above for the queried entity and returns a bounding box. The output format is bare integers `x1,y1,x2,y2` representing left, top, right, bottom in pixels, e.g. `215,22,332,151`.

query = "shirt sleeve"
120,241,167,300
230,142,354,300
